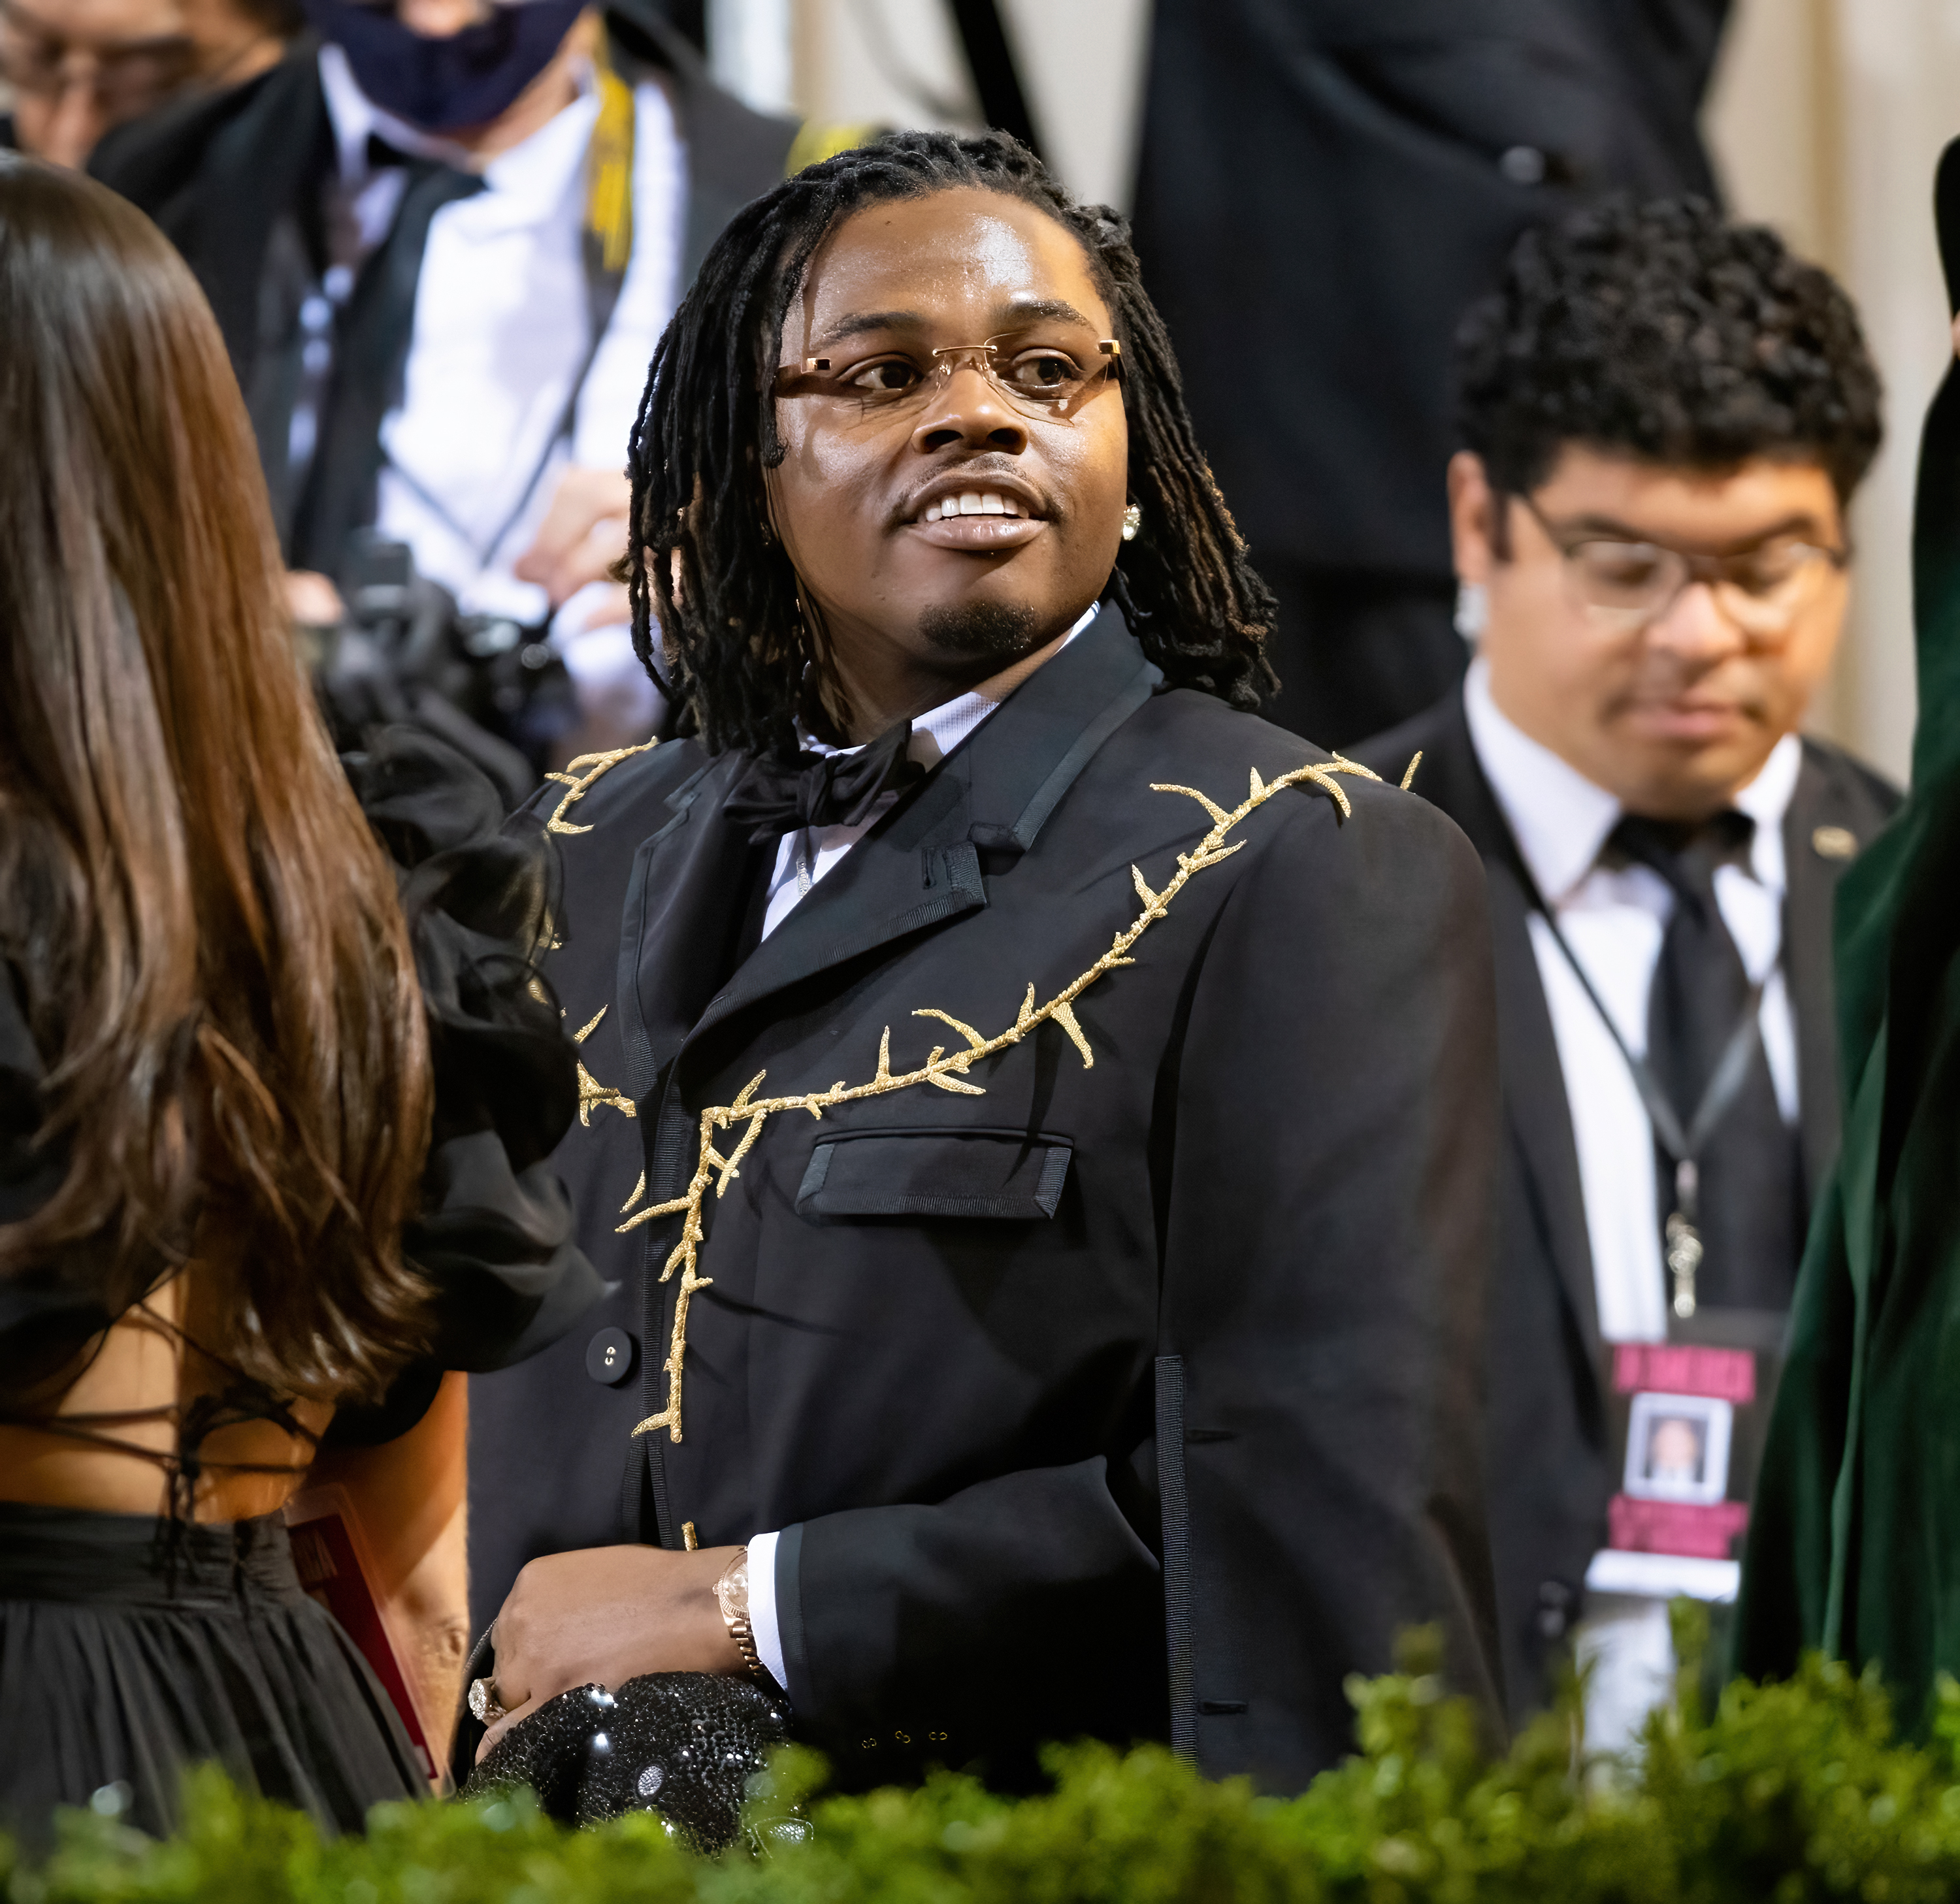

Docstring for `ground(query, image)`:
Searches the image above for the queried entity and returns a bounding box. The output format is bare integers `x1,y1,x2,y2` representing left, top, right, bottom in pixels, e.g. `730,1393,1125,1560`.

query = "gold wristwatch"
714,1547,771,1685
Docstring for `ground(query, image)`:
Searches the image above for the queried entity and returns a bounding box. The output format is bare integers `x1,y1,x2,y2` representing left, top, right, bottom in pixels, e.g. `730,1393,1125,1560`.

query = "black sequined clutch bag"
459,1671,798,1850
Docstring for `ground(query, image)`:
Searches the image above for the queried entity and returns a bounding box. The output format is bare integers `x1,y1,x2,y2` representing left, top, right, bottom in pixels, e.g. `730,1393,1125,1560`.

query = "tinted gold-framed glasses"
775,332,1123,423
1514,491,1850,641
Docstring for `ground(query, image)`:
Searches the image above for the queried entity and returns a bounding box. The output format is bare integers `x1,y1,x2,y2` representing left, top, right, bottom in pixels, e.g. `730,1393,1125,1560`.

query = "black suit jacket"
1354,687,1901,1722
1130,0,1731,581
466,613,1505,1792
88,9,795,577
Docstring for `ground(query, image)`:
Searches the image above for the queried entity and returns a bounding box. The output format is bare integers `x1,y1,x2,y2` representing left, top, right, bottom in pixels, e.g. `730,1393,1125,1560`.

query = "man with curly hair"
459,129,1505,1796
1356,197,1896,1739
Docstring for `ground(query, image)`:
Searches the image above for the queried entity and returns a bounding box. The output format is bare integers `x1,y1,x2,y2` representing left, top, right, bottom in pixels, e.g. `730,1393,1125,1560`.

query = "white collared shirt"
1462,656,1803,1344
757,603,1101,942
315,46,684,734
745,600,1099,1688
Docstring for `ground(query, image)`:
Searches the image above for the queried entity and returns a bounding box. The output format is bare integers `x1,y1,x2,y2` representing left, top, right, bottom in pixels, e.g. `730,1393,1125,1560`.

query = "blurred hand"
478,1542,743,1760
515,466,632,615
286,569,346,627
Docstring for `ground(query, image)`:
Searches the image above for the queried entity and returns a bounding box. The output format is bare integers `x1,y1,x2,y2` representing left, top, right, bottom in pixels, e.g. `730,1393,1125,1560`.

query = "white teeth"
919,491,1031,523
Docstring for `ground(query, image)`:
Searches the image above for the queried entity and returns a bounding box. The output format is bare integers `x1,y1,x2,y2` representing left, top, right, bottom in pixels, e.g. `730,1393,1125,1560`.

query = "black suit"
1130,0,1731,747
1354,687,1901,1721
88,8,795,581
466,612,1504,1792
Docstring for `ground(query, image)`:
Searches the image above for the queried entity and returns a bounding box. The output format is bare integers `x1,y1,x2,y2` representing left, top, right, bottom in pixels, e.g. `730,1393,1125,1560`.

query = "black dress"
0,731,602,1847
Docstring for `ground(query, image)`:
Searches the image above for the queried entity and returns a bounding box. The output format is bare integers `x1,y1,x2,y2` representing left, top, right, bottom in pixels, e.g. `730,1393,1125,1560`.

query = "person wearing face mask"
0,0,293,168
1353,198,1895,1747
453,129,1505,1799
89,0,803,761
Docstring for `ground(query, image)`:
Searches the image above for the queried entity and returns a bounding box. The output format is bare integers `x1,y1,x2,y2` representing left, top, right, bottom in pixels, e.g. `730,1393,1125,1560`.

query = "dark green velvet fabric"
1734,137,1960,1725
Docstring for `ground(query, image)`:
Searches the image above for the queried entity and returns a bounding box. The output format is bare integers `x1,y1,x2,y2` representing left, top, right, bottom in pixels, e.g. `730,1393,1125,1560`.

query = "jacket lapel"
1424,696,1603,1365
1782,740,1889,1204
679,610,1161,1057
615,751,759,1100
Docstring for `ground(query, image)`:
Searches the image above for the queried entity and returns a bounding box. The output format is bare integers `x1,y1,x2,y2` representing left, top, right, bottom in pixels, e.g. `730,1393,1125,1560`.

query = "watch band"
714,1546,772,1686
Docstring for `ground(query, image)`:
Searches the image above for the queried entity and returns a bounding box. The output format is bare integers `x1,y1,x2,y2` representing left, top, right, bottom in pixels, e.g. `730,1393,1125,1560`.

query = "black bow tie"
723,720,923,845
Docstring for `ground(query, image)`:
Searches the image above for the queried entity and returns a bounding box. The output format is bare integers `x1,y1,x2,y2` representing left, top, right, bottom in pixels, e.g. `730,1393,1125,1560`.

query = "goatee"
916,600,1041,661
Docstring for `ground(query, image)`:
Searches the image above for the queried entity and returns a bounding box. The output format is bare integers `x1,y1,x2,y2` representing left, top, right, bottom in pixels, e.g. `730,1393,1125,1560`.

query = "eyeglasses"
1514,492,1849,641
0,1,196,116
775,332,1123,423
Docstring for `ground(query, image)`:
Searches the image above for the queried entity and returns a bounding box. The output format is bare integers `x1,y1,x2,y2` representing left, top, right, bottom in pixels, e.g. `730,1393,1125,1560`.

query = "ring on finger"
468,1676,508,1726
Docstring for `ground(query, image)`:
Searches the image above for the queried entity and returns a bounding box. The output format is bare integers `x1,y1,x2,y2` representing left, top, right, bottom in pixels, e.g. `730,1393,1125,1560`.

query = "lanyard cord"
1523,870,1771,1320
381,51,637,581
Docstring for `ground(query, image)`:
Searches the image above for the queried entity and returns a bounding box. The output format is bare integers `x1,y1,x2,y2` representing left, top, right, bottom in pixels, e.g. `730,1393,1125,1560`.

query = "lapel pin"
1812,824,1858,861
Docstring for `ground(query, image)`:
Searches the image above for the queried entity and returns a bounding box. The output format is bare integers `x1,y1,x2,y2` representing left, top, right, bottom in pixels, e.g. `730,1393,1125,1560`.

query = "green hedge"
13,1613,1960,1903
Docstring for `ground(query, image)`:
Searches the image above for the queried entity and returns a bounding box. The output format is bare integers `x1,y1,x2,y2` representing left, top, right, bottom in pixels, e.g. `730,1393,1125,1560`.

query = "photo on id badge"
1622,1391,1733,1508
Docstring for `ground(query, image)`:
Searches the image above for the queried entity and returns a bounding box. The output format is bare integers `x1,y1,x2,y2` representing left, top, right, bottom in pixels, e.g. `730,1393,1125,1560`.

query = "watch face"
715,1552,750,1623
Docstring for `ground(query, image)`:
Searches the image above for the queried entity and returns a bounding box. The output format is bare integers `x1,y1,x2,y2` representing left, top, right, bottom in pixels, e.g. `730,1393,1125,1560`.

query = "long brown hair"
0,158,434,1402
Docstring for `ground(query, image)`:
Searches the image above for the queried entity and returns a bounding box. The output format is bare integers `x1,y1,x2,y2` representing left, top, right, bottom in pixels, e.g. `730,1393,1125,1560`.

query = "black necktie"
1607,812,1805,1312
723,720,923,846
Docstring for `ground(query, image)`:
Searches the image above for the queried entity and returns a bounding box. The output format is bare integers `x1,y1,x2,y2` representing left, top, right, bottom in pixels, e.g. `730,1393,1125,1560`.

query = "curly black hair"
1454,196,1883,515
623,129,1277,757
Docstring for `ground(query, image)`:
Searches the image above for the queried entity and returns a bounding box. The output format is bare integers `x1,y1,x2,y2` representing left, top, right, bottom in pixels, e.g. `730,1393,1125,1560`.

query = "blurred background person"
1355,197,1891,1743
0,156,598,1843
90,0,802,776
0,0,294,167
1130,0,1736,750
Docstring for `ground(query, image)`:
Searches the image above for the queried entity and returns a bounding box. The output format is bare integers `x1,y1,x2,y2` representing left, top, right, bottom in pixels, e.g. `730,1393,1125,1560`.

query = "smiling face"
1453,445,1850,818
766,185,1131,734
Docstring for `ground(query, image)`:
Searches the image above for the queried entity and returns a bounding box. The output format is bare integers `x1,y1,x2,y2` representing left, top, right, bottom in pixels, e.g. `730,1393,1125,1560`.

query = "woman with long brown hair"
0,156,598,1839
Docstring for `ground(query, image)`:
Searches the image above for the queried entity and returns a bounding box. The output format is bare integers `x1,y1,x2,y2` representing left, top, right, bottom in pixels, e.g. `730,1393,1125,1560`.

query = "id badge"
1587,1307,1787,1602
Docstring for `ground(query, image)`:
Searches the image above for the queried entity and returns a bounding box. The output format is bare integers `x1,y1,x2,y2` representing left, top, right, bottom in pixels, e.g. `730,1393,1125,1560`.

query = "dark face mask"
302,0,589,133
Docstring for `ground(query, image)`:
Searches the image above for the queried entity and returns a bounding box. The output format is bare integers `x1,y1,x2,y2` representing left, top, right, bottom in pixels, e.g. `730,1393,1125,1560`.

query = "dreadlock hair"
623,129,1277,758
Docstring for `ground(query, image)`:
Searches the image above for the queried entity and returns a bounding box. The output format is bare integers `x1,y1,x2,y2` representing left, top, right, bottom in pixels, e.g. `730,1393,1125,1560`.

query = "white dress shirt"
1463,658,1802,1344
745,601,1100,1687
316,46,684,734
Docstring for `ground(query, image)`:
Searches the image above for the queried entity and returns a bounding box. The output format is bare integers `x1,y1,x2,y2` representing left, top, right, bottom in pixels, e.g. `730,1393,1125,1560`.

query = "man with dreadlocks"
461,129,1504,1794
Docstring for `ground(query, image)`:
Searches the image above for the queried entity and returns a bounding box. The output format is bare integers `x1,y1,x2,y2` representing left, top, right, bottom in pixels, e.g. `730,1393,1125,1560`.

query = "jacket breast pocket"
794,1127,1072,1221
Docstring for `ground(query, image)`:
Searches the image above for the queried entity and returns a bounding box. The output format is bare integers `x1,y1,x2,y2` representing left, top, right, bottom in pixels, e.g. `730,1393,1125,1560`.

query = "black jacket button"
585,1327,635,1386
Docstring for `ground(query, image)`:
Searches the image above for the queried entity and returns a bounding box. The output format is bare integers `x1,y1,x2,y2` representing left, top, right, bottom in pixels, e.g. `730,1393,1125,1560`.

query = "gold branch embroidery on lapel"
544,738,660,836
570,1003,636,1125
624,756,1382,1445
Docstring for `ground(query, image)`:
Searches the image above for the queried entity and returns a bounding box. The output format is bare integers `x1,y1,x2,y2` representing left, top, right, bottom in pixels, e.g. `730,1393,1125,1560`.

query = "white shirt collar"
1463,654,1805,905
317,41,597,202
804,600,1101,766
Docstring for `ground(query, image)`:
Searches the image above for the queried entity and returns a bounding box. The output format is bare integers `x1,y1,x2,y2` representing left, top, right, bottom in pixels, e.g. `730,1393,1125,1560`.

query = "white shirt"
757,604,1102,942
316,46,685,733
747,600,1100,1687
1462,657,1803,1344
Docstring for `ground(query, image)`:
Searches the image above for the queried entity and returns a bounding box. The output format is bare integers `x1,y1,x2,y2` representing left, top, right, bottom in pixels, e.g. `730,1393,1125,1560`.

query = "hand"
286,569,346,628
514,466,633,609
477,1543,743,1760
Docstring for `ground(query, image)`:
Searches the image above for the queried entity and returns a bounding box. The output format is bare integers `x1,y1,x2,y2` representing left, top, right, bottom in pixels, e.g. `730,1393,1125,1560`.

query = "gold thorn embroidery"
625,758,1375,1445
574,1006,608,1044
578,1059,637,1126
1399,750,1424,793
544,738,661,836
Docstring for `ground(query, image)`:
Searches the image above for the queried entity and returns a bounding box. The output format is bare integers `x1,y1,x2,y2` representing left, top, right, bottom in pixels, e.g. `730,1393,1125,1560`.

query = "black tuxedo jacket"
1354,686,1901,1722
466,613,1504,1792
88,8,795,578
1130,0,1730,581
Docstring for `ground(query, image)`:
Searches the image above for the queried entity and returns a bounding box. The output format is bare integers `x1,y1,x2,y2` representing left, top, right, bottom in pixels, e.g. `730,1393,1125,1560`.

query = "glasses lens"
1569,540,1682,621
